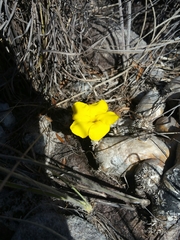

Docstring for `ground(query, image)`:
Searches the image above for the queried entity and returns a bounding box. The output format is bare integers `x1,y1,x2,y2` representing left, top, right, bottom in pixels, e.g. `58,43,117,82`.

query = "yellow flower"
70,100,119,141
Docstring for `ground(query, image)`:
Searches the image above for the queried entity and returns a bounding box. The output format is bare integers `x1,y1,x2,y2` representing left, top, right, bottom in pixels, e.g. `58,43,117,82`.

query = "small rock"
67,215,106,240
150,68,164,79
155,116,179,133
12,210,106,240
0,102,15,130
93,135,169,176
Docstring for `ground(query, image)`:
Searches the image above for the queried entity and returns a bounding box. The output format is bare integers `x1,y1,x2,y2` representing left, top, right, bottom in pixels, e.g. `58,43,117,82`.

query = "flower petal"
96,111,119,125
72,102,89,121
70,100,119,140
88,100,108,116
70,120,93,138
72,100,108,122
89,122,110,141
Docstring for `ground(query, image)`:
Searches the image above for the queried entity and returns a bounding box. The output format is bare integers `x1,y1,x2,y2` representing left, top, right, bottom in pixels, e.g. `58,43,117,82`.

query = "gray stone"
150,68,164,79
11,210,71,240
67,216,106,240
23,133,45,155
11,210,107,240
0,103,15,130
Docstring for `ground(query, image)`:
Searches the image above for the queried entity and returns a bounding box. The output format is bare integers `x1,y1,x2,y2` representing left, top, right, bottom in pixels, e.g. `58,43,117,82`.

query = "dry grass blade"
0,151,149,208
0,165,93,213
